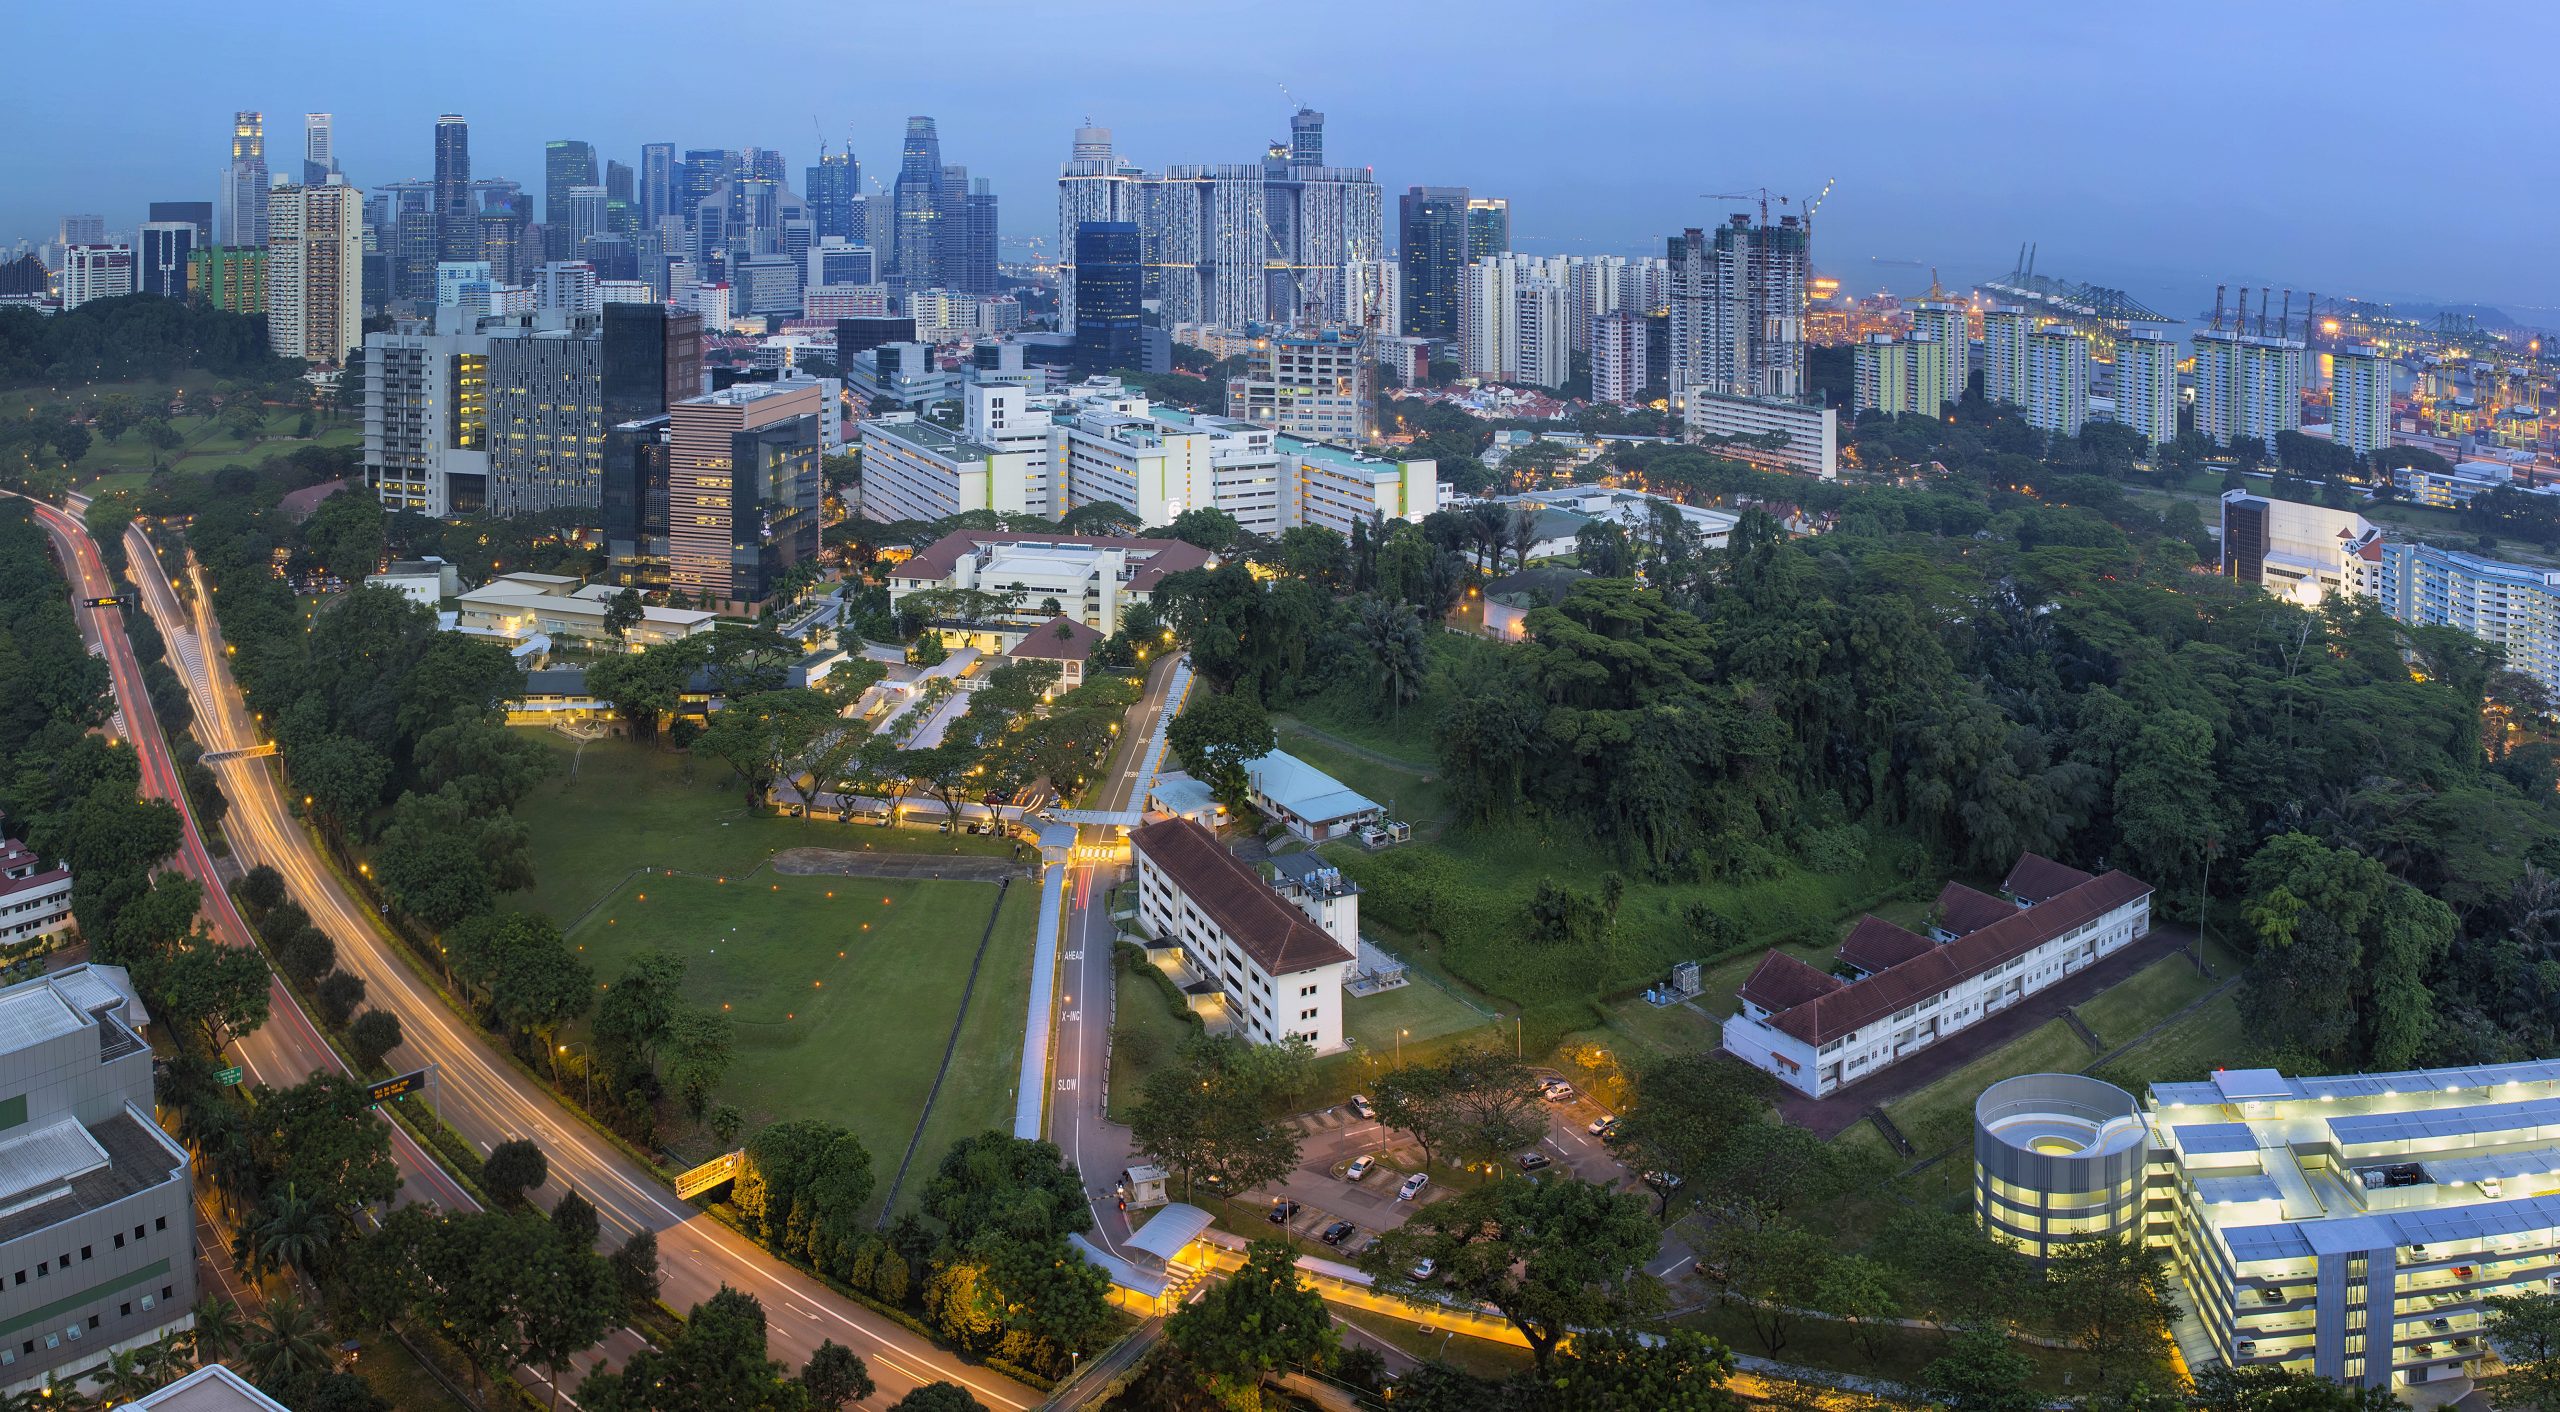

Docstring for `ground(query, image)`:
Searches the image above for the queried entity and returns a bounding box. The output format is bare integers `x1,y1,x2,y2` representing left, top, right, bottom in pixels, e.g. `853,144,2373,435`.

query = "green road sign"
214,1066,243,1086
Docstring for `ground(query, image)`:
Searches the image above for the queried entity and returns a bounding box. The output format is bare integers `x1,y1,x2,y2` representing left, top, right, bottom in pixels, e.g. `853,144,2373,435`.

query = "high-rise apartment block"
2330,346,2393,456
1982,308,2033,408
136,224,195,300
219,111,268,249
266,180,363,364
1461,256,1572,390
1591,311,1648,407
1226,329,1367,440
1905,300,1971,410
484,323,604,517
1665,214,1809,406
2194,330,2304,451
665,383,822,612
1853,333,1951,418
2025,328,2091,436
2109,327,2180,449
1398,186,1469,342
59,245,134,311
188,246,266,314
0,966,196,1395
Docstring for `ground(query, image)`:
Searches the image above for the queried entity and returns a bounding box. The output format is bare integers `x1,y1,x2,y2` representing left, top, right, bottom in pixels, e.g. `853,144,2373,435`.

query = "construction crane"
1700,186,1789,225
1802,177,1835,228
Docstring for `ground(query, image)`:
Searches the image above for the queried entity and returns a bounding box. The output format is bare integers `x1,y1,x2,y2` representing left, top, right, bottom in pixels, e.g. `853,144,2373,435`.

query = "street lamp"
557,1042,594,1108
1397,1028,1408,1067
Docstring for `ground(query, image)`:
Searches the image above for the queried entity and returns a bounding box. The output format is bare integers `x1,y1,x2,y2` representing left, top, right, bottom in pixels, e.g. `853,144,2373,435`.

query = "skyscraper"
667,382,822,611
639,144,675,229
1592,311,1648,407
2193,330,2304,451
1905,299,1970,411
1058,126,1137,332
2330,346,2393,456
948,177,1000,295
806,146,860,242
433,115,474,262
58,215,105,246
679,149,735,227
1982,309,2033,406
220,111,269,248
60,244,135,310
138,221,196,299
1072,222,1142,373
1664,214,1809,405
544,140,598,261
889,117,944,292
1290,107,1325,165
1465,198,1510,260
1398,186,1468,341
302,113,336,186
2109,328,2179,449
2025,328,2090,435
149,201,213,243
266,179,363,364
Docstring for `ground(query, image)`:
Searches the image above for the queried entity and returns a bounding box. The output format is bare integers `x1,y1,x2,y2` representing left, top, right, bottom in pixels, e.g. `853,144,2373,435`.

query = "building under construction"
1975,243,2176,360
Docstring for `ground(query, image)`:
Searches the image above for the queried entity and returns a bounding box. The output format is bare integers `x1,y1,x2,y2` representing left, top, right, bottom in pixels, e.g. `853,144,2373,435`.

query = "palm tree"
246,1184,337,1280
96,1347,156,1404
242,1293,331,1390
188,1295,248,1367
1351,597,1428,713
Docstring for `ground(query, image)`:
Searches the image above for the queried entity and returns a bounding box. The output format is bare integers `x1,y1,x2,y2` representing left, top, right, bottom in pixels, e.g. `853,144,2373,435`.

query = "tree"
800,1343,874,1411
1166,506,1245,554
244,1183,341,1280
2487,1291,2560,1412
302,489,386,585
1349,594,1429,712
1918,1326,2040,1412
1166,1239,1336,1401
888,1385,987,1412
552,1189,601,1251
1128,1031,1310,1199
521,1223,623,1411
238,864,287,915
1615,1054,1775,1201
735,1119,876,1277
695,688,846,809
1364,1175,1662,1373
587,640,706,743
1544,1328,1742,1412
190,1296,247,1364
2041,1235,2178,1393
242,1293,334,1391
612,1229,662,1311
1164,690,1274,814
316,968,365,1025
1703,1220,1832,1355
593,949,688,1084
665,1006,736,1118
2241,832,2457,1070
146,941,272,1050
921,1132,1093,1246
577,1286,814,1412
604,588,645,642
449,910,593,1054
483,1139,549,1205
2190,1365,2402,1412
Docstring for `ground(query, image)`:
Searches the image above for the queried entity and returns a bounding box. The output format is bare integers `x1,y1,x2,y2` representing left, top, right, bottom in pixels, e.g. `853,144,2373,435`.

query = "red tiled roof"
1768,870,2152,1047
1837,917,1932,974
2001,853,2093,905
1737,951,1842,1013
1006,615,1102,662
891,530,1213,594
1130,818,1354,978
1934,882,2013,939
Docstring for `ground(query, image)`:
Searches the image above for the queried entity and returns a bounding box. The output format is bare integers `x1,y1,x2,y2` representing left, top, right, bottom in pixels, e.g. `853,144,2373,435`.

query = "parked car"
1343,1154,1375,1182
1408,1257,1437,1280
2482,1177,2505,1198
1267,1199,1300,1224
1539,1079,1574,1101
1516,1151,1552,1172
1348,1095,1376,1120
1587,1115,1618,1137
1398,1172,1430,1201
1643,1171,1685,1193
1320,1221,1356,1246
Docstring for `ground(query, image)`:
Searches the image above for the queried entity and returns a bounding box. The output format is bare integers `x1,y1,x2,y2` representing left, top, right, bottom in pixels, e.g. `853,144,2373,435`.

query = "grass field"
1109,955,1203,1124
1601,992,1726,1057
1272,720,1448,835
566,869,1030,1191
2092,988,2251,1094
2074,944,2233,1048
1343,977,1490,1053
511,731,1018,925
895,882,1039,1205
1878,1018,2099,1162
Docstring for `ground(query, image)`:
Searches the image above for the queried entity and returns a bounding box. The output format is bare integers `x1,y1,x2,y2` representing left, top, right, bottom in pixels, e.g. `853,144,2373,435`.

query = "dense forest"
0,294,301,388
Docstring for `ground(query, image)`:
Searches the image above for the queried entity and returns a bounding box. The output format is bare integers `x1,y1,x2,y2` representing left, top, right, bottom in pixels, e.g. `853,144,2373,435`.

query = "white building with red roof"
0,840,72,950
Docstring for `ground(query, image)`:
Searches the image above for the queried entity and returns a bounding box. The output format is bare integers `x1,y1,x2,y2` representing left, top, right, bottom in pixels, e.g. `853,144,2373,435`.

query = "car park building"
1978,1058,2560,1390
1721,854,2152,1098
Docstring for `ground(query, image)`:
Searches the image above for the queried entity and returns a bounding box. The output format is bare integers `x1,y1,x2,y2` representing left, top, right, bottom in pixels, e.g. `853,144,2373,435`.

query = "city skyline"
11,1,2560,317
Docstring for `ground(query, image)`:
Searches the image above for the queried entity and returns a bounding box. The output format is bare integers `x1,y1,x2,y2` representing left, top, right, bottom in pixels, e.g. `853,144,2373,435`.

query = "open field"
510,731,1019,925
895,881,1039,1207
1343,976,1490,1054
1272,719,1448,835
2074,941,2235,1048
564,869,1029,1192
2092,988,2251,1094
1878,1018,2098,1162
1108,953,1203,1124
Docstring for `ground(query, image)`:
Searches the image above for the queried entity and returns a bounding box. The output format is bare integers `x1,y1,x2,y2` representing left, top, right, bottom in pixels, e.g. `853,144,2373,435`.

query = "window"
85,1317,97,1332
154,1217,166,1232
42,1335,56,1351
78,1246,89,1261
138,1295,154,1312
112,1234,123,1250
161,1286,173,1302
63,1325,78,1342
120,1304,130,1318
36,1262,46,1277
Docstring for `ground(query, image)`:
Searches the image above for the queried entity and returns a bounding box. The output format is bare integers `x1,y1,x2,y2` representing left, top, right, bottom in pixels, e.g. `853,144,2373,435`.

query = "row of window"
0,1286,173,1367
7,1217,167,1290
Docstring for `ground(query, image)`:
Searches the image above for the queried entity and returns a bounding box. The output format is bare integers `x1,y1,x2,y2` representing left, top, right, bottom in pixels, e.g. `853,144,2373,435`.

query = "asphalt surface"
124,530,1036,1410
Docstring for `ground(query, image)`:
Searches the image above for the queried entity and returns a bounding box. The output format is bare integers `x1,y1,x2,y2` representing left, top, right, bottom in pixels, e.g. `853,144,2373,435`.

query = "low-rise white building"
0,840,74,950
2219,491,2383,605
1130,818,1356,1053
887,529,1211,643
362,556,460,606
452,572,717,651
1242,750,1384,844
1681,389,1838,479
1721,854,2152,1098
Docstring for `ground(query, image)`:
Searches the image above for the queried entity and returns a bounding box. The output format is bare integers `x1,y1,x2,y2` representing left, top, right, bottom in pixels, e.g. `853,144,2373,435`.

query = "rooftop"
1243,751,1383,826
130,1365,295,1411
895,530,1211,592
0,1107,185,1244
1130,818,1354,978
1006,616,1102,662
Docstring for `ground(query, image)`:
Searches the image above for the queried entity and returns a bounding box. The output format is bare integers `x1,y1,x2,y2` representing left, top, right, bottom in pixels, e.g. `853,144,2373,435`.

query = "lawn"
1600,992,1727,1058
894,881,1040,1210
1108,954,1202,1124
2074,944,2231,1049
2091,988,2252,1094
564,868,1032,1200
510,730,1019,926
1342,976,1491,1054
1877,1018,2098,1162
1272,719,1447,833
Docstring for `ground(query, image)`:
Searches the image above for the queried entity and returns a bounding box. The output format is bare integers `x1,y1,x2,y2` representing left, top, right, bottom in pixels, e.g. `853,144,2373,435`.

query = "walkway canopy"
1127,1202,1213,1266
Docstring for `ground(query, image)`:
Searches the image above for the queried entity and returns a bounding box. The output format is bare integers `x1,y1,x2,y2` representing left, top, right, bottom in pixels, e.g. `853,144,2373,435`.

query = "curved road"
121,527,1033,1410
19,494,474,1214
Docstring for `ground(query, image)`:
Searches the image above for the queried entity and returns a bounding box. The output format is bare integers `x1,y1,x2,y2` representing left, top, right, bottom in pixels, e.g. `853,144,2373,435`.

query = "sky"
9,0,2557,321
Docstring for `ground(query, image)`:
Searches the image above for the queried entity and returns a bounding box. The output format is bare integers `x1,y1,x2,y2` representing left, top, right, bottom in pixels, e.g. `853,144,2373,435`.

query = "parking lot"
1240,1076,1642,1256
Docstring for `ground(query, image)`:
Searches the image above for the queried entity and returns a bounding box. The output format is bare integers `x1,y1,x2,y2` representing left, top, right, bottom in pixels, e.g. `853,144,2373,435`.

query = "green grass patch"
896,881,1039,1211
1878,1018,2097,1162
510,731,1019,926
564,869,1028,1200
1277,630,1498,763
2074,948,2228,1048
1672,1299,2170,1396
2091,989,2252,1094
1108,953,1202,1124
355,1332,478,1411
1600,993,1727,1058
1343,977,1491,1054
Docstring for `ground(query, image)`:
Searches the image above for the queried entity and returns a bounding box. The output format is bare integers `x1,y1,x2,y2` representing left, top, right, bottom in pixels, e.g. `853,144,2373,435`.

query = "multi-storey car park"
1979,1058,2560,1390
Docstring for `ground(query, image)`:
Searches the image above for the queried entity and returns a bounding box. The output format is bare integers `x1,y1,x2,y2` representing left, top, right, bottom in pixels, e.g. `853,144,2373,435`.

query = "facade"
485,326,604,516
2331,347,2393,457
2025,328,2091,435
666,382,822,612
1906,299,1971,410
136,224,194,301
887,529,1211,641
146,202,212,243
542,141,598,263
188,247,266,314
219,111,267,249
1722,854,2152,1098
301,112,335,186
889,117,945,292
2195,331,2305,451
1591,311,1648,407
1071,223,1143,373
1681,389,1838,478
1130,818,1356,1054
1464,198,1510,259
1665,214,1809,405
266,180,364,364
1242,751,1383,844
1852,334,1951,418
1982,308,2033,407
0,840,73,949
2219,491,2382,605
452,572,714,649
58,246,133,311
366,323,493,517
434,115,474,262
1980,1058,2560,1388
1398,186,1469,341
1225,329,1366,439
0,967,196,1394
2110,328,2180,449
2378,542,2560,696
1056,126,1137,333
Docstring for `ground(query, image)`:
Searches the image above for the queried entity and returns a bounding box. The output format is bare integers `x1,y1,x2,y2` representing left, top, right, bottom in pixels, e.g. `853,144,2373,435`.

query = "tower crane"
1801,177,1835,234
1700,186,1788,225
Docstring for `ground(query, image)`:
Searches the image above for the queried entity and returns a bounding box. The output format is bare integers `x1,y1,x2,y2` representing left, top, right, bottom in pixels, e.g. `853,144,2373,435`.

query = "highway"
120,528,1037,1409
17,494,474,1214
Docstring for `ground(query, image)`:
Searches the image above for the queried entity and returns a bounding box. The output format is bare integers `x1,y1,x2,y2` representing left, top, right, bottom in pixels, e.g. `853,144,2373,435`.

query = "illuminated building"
1461,255,1572,391
1398,186,1470,341
1591,311,1648,407
188,246,265,314
1227,328,1368,438
1666,215,1809,406
1465,198,1509,259
1907,300,1971,410
2331,346,2393,456
666,381,822,612
2380,542,2560,695
219,111,267,248
1983,308,2033,407
2025,327,2090,435
265,179,364,364
59,244,133,311
2109,328,2179,449
2219,491,2381,604
1853,333,1950,418
2195,331,2304,452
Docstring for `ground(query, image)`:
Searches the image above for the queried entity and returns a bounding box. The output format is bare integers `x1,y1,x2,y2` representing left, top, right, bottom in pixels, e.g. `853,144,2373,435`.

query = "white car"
1408,1257,1437,1280
1540,1080,1575,1101
1587,1115,1617,1137
1398,1172,1430,1201
1344,1154,1375,1182
1348,1095,1376,1120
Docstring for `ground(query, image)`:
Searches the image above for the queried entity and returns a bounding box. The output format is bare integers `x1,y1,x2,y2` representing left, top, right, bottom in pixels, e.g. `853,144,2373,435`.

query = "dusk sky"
10,1,2553,320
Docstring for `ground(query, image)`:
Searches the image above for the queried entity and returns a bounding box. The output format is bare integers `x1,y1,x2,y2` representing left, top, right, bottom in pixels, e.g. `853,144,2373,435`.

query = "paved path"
1776,925,2196,1138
